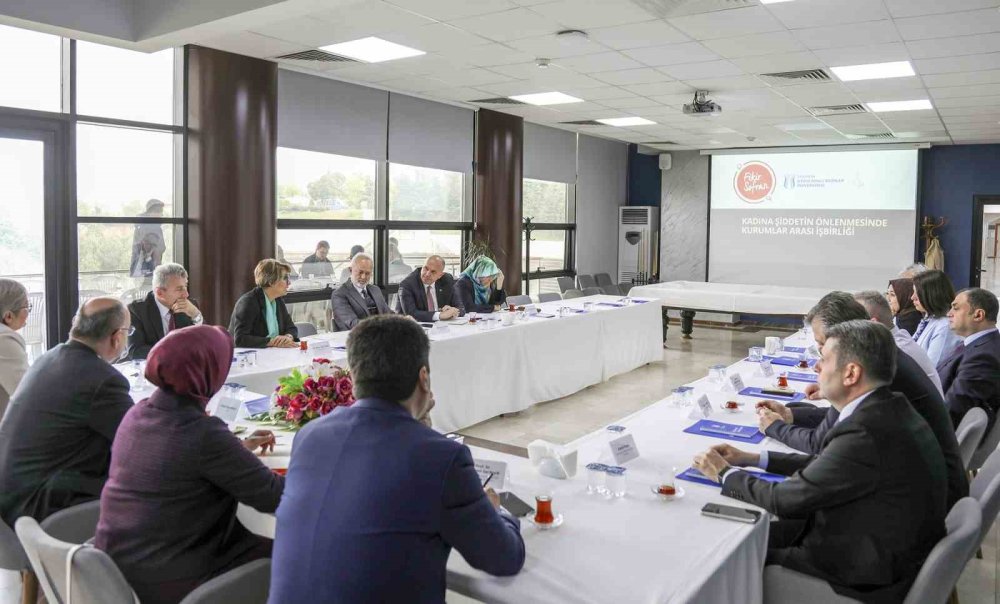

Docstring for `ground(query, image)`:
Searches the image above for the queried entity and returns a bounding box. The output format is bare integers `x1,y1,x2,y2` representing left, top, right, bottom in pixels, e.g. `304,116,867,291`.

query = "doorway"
972,196,1000,296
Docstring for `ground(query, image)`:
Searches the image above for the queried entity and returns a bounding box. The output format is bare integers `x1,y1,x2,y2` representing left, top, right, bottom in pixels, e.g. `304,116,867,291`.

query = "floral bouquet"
250,358,355,430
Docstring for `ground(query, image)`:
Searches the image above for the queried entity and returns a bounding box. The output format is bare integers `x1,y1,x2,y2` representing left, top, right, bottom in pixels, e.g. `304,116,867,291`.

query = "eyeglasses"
119,326,136,336
18,302,32,313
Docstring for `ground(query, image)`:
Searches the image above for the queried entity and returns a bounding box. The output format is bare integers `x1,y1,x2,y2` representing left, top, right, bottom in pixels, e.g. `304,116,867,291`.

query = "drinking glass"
605,467,627,497
534,495,555,524
246,351,257,367
583,301,594,312
748,346,763,362
586,463,606,494
671,387,688,408
131,359,145,390
759,358,773,377
709,364,727,383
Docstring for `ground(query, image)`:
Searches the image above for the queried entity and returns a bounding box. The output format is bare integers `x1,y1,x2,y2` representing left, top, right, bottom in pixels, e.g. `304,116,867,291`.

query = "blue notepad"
676,466,787,488
597,302,625,308
739,387,806,402
786,371,818,384
631,299,649,304
244,396,271,415
761,355,816,367
780,346,806,353
683,420,765,444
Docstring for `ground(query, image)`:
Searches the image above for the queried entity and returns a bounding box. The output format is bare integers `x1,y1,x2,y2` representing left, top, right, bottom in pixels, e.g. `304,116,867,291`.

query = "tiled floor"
1,324,994,603
460,323,998,603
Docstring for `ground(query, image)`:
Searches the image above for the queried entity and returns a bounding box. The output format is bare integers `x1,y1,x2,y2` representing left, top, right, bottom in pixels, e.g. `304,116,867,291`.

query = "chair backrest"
0,519,28,572
562,289,584,300
594,273,614,287
618,282,632,296
581,287,603,297
180,558,271,604
507,295,532,306
295,322,318,337
600,284,621,296
40,500,102,546
576,274,596,289
971,415,1000,470
903,498,982,604
16,516,136,604
971,447,1000,550
956,408,989,471
538,292,562,303
556,276,574,293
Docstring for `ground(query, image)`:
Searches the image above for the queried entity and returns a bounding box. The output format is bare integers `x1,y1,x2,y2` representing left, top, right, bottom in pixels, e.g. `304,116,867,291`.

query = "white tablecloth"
630,281,831,316
233,329,821,603
146,295,661,434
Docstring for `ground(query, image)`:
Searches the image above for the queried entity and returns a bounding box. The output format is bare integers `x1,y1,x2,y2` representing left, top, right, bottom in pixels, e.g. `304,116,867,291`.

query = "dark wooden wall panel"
186,45,276,326
474,109,523,294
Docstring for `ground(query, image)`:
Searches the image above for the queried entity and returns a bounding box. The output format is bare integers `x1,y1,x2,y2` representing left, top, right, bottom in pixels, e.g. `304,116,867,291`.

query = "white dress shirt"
965,327,997,347
891,326,944,395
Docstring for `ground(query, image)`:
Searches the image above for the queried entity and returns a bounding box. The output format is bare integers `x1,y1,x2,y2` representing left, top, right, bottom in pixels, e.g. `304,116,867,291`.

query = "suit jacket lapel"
936,344,964,378
145,294,165,340
349,285,369,316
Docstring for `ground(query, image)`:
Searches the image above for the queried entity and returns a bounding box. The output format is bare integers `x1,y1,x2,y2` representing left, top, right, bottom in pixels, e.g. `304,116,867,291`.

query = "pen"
483,473,493,488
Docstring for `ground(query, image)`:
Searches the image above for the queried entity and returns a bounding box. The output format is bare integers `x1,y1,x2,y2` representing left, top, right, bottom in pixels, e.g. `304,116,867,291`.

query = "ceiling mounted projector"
683,90,722,117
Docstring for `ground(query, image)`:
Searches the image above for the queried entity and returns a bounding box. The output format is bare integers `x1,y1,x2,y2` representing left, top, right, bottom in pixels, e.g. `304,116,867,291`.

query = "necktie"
426,285,435,311
912,317,929,341
167,313,176,332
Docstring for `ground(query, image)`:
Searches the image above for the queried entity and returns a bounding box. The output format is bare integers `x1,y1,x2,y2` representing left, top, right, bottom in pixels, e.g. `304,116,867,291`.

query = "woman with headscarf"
887,277,922,336
95,325,283,604
454,256,507,314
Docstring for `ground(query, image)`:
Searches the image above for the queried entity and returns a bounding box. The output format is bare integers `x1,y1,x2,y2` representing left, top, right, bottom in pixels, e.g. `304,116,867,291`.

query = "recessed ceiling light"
830,61,915,82
508,92,583,105
866,99,933,112
320,37,424,63
597,117,656,127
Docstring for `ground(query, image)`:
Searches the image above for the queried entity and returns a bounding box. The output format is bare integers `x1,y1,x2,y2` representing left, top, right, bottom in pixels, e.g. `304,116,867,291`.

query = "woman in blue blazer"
911,270,962,366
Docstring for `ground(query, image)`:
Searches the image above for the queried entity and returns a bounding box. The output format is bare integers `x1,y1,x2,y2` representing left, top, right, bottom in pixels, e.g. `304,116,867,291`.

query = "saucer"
649,485,685,501
527,514,563,530
719,405,742,414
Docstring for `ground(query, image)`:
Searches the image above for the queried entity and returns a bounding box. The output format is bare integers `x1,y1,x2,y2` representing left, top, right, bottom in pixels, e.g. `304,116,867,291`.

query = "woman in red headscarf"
887,278,921,337
94,325,283,604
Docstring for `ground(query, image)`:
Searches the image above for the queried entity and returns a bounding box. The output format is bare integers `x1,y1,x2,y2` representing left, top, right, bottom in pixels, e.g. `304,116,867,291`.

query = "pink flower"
336,378,353,399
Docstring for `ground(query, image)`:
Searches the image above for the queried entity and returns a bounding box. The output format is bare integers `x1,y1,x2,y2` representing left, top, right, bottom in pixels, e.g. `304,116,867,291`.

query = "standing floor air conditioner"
617,207,659,284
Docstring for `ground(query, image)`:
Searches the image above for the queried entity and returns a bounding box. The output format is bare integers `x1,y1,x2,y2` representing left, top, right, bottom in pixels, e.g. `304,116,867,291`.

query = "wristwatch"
717,464,734,484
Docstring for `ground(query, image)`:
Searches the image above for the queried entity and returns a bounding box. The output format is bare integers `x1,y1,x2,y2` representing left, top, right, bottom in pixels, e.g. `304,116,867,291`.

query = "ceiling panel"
931,84,1000,99
385,0,518,21
915,53,1000,75
906,33,1000,60
200,32,312,59
894,8,1000,41
593,67,672,85
433,42,535,66
667,6,786,41
794,20,902,51
621,81,693,96
658,59,743,80
702,31,805,59
767,0,891,29
885,0,999,19
587,20,691,50
811,43,911,66
505,34,607,58
683,75,768,91
447,8,566,41
556,51,644,73
313,1,437,36
923,69,1000,87
731,52,824,74
623,41,721,67
527,0,655,29
599,96,661,109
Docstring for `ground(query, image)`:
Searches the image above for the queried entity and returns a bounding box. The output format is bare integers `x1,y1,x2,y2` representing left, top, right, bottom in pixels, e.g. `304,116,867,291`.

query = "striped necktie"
912,317,929,341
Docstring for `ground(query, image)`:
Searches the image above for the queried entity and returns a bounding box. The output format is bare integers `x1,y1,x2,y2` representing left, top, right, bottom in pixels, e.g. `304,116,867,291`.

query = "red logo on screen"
734,161,775,203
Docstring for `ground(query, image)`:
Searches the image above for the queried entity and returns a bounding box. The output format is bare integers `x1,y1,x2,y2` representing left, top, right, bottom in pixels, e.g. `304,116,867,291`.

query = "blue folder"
739,387,806,402
761,355,816,368
780,346,806,353
244,396,271,415
683,419,765,444
676,466,787,488
786,371,818,384
597,302,625,308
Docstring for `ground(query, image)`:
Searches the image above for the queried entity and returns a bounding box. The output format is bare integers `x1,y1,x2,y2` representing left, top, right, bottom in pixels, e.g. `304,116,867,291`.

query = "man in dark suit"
757,291,968,508
938,287,1000,428
127,263,203,359
300,240,334,279
0,298,133,525
397,255,461,322
694,320,947,602
331,252,390,331
269,315,525,602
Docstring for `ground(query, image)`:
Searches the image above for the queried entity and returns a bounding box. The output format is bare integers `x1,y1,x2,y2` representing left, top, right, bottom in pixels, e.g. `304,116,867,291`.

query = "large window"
0,24,185,347
522,178,575,294
277,148,377,220
388,164,464,222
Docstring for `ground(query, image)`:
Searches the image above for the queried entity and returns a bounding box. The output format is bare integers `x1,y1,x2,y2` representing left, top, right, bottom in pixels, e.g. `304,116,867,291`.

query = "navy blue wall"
921,145,1000,289
627,144,661,206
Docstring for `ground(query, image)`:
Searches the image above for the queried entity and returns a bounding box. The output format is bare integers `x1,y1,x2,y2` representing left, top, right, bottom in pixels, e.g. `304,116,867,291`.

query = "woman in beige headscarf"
0,279,29,417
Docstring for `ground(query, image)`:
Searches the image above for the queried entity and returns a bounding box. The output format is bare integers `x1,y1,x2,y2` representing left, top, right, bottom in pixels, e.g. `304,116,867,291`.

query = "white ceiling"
70,0,1000,149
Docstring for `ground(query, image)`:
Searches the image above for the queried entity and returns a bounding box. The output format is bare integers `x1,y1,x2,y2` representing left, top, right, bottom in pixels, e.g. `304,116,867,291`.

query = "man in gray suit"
331,252,390,331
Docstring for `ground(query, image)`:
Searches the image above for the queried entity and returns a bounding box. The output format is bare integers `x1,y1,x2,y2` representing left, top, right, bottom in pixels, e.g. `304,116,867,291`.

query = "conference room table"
226,328,820,603
629,281,830,340
180,294,662,434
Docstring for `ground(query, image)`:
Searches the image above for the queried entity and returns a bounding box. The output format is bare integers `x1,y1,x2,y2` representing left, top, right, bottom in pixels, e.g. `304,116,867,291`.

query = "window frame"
522,180,577,293
0,36,186,346
278,155,473,306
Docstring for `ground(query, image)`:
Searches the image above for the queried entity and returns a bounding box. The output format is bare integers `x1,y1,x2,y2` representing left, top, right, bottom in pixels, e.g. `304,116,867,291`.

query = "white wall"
660,150,709,282
577,134,627,278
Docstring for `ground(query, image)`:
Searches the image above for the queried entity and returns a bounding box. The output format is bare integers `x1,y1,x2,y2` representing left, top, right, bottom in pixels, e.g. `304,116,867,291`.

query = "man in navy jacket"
269,315,525,603
938,287,1000,429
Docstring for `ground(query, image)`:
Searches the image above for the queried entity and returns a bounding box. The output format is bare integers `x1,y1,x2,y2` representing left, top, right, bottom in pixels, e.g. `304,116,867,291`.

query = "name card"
474,459,508,488
759,361,774,377
213,396,242,425
728,373,746,392
609,433,639,465
309,339,332,350
689,394,713,420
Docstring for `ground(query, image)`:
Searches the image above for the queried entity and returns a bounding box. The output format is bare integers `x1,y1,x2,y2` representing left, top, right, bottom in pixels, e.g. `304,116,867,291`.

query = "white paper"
688,394,713,420
609,433,640,465
728,373,746,393
213,396,242,425
474,459,508,488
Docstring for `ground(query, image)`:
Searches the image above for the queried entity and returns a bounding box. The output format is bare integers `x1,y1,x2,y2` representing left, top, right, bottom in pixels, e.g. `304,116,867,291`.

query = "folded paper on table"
676,466,787,488
683,420,765,444
739,387,806,402
786,372,818,384
244,396,270,415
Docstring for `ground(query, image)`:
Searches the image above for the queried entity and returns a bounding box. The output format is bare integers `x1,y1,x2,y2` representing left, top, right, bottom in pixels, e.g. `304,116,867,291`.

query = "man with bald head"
397,255,461,322
0,298,134,524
